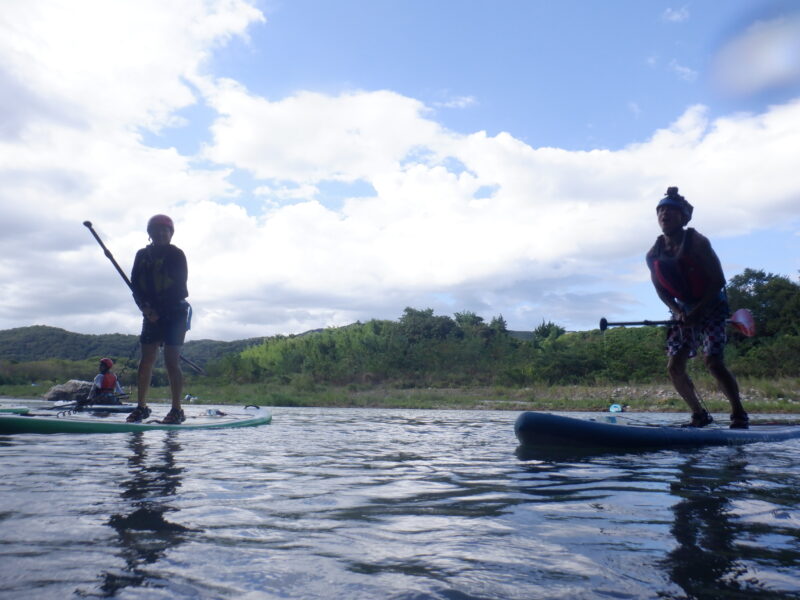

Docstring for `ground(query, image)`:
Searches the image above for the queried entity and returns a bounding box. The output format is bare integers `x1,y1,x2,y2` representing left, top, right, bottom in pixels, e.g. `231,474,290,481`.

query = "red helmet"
147,214,174,233
99,358,113,369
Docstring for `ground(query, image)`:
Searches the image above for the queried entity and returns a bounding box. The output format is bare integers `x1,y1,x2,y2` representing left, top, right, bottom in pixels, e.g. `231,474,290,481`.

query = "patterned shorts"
666,302,728,358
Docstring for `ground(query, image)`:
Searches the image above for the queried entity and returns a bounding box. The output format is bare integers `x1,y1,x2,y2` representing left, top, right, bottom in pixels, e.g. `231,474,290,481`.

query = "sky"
1,0,799,342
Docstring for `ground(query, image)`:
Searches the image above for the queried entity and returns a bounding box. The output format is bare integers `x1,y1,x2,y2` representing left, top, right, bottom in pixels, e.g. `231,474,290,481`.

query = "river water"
1,406,799,599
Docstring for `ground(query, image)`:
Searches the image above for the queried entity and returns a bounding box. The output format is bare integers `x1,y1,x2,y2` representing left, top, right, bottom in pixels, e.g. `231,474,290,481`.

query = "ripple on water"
1,408,800,599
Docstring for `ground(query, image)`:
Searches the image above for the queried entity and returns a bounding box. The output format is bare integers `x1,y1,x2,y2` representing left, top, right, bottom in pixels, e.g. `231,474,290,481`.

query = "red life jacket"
100,372,118,392
646,228,708,304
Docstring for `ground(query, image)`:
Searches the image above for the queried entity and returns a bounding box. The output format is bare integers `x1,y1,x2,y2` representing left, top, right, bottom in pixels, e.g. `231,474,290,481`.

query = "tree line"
214,269,800,387
1,268,798,388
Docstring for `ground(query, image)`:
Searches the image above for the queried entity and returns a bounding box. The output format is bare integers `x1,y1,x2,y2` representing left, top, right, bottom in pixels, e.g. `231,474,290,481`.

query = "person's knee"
162,347,181,367
138,356,156,370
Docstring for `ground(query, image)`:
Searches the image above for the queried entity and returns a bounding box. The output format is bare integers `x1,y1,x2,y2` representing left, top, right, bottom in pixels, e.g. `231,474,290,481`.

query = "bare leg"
163,345,183,411
704,354,746,415
667,349,705,414
137,343,159,408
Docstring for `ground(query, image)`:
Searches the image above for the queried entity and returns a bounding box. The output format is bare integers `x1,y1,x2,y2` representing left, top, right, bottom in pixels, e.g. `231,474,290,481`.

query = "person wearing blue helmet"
646,187,748,429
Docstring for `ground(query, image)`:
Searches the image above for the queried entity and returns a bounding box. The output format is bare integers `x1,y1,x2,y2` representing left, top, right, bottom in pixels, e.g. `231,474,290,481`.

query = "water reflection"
662,450,798,599
516,442,800,599
98,432,194,596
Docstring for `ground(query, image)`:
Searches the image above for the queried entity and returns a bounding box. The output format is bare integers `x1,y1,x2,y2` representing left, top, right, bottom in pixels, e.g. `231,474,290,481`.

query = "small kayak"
0,406,30,415
0,406,271,434
515,411,800,449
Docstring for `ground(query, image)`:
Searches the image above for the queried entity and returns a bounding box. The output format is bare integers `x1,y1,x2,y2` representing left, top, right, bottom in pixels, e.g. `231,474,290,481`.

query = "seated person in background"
85,357,125,405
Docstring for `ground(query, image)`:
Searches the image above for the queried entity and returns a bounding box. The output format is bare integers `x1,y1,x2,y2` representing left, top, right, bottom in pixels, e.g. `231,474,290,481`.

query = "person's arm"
87,373,103,400
131,249,159,321
646,244,683,317
130,249,147,309
684,234,726,324
650,272,684,317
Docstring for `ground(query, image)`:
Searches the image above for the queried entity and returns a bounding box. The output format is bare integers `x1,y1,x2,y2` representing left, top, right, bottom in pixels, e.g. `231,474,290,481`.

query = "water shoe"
729,412,750,429
126,405,151,423
162,408,185,424
681,411,714,428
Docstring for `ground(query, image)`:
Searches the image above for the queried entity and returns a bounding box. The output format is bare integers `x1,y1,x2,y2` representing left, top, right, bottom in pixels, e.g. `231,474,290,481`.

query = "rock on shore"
43,379,92,402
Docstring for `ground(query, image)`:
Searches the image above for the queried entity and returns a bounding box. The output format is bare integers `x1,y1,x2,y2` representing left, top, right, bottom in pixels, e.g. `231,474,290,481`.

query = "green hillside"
0,325,263,366
1,268,797,392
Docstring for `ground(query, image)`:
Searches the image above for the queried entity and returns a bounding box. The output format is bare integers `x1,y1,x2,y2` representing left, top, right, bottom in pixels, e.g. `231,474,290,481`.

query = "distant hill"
0,325,264,366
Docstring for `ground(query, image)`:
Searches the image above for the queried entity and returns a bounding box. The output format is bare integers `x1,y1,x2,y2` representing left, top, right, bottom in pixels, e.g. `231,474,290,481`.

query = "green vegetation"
1,268,798,411
0,327,263,384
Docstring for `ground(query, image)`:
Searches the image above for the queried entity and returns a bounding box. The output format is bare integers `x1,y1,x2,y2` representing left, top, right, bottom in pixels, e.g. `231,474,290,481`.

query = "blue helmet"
656,186,693,224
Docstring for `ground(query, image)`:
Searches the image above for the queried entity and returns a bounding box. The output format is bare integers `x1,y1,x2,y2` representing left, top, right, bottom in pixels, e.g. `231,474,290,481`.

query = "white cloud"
433,96,478,109
0,0,263,135
712,14,800,96
668,59,698,82
254,183,320,203
201,81,443,183
187,91,800,338
662,7,690,23
1,1,800,341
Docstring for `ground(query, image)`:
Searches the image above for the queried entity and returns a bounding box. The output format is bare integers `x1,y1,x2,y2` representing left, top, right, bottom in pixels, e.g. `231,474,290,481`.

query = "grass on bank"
3,376,799,412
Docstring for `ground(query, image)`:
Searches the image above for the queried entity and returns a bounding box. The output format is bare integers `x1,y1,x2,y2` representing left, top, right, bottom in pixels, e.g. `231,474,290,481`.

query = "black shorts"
140,305,189,346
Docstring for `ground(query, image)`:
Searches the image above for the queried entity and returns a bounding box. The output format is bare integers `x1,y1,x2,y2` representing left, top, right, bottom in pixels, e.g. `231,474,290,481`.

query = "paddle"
83,221,206,374
49,392,132,411
599,308,756,337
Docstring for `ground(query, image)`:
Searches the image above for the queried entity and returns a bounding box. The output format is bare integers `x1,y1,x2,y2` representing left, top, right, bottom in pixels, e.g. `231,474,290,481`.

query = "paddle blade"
729,308,756,337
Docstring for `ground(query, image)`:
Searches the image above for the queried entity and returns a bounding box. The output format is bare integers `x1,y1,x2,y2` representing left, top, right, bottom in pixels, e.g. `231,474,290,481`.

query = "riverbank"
4,377,798,412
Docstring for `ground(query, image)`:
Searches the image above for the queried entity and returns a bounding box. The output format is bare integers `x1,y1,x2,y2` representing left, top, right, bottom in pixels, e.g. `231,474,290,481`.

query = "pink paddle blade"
729,308,756,337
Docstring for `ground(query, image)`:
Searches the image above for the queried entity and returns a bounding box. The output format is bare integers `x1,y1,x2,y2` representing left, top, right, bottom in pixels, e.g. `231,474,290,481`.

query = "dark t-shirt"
130,244,188,314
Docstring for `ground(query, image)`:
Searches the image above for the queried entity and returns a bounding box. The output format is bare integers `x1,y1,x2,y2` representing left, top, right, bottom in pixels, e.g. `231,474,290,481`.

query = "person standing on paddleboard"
127,214,190,424
646,187,749,429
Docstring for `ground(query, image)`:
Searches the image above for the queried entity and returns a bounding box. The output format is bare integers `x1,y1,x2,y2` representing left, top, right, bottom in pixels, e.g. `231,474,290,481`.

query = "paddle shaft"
83,221,206,375
83,221,134,290
600,318,674,330
600,314,750,335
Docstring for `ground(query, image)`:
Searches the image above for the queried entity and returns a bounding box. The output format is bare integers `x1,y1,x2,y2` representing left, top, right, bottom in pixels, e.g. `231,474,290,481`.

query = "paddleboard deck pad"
0,405,271,434
515,411,800,449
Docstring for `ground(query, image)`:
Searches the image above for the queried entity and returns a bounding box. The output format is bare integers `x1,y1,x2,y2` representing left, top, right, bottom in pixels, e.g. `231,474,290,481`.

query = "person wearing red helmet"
127,214,190,424
646,187,748,429
85,357,125,405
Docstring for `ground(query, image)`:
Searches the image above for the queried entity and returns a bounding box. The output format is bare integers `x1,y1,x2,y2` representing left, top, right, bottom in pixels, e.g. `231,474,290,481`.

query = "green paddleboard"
0,406,271,434
0,406,30,415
